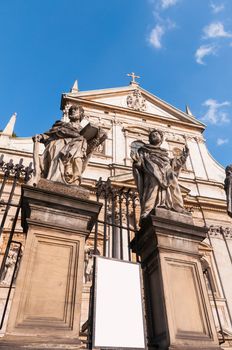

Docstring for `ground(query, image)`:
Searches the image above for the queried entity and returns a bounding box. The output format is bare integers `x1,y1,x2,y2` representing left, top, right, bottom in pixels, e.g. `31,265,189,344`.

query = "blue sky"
0,0,232,166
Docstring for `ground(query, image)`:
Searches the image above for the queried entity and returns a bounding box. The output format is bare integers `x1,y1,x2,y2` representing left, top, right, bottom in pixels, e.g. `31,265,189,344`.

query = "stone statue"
131,129,189,221
83,246,99,283
30,104,107,186
224,164,232,218
0,248,18,286
84,247,94,283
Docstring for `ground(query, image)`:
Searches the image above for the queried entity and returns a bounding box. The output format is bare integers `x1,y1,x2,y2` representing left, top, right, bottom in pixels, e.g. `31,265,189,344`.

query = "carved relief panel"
126,89,147,111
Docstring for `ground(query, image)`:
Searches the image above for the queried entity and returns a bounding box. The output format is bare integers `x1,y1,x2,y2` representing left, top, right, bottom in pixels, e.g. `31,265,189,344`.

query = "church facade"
0,77,232,348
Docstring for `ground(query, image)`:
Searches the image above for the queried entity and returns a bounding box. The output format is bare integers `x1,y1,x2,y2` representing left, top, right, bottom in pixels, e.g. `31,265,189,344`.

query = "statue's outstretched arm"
172,145,189,176
130,150,142,167
181,145,189,162
32,133,50,143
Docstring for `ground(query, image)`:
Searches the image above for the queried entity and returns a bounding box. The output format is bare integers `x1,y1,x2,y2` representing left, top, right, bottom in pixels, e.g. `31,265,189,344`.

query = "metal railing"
0,156,33,329
94,177,139,261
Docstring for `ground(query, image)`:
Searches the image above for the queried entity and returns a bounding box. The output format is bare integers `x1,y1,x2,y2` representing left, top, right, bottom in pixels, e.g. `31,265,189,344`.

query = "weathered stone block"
5,184,101,341
132,208,221,350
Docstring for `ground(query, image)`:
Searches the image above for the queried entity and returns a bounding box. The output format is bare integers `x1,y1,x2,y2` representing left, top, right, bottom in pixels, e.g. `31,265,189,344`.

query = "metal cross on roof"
127,72,140,84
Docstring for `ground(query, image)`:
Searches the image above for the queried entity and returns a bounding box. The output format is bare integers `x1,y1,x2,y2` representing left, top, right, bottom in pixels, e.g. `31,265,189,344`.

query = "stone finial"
70,80,79,93
185,105,193,116
2,113,17,136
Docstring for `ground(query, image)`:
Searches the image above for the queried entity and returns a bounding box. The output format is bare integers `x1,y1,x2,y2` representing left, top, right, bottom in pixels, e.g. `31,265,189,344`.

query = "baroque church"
0,75,232,349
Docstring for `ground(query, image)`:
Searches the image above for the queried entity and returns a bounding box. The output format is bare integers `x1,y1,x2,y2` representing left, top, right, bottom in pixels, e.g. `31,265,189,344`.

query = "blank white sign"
93,256,145,349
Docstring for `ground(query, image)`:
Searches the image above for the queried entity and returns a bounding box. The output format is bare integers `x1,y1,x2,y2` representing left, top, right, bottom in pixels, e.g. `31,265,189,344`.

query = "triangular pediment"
64,84,205,128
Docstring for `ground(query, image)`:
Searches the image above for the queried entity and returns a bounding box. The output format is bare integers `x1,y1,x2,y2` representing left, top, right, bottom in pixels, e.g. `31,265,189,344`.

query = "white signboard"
93,256,146,349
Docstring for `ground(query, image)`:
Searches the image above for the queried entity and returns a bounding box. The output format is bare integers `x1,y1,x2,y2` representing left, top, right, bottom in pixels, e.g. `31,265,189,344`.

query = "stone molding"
208,225,232,239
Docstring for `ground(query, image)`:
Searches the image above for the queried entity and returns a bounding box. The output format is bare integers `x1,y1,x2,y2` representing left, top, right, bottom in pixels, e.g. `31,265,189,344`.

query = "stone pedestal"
5,183,102,342
132,208,221,350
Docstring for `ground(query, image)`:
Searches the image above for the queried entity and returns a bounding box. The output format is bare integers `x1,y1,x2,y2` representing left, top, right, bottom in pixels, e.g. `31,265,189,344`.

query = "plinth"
5,182,102,342
132,208,221,350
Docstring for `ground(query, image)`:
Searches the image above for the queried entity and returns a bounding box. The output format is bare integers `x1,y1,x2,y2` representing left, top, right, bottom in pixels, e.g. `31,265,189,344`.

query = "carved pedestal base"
132,208,221,350
5,184,101,342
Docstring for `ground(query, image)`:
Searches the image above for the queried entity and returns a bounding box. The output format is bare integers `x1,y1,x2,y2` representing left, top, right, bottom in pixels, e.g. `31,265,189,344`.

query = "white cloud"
210,2,225,13
202,99,230,124
195,44,216,64
203,22,232,39
148,19,176,49
217,138,229,146
148,0,178,50
161,0,179,9
148,25,165,49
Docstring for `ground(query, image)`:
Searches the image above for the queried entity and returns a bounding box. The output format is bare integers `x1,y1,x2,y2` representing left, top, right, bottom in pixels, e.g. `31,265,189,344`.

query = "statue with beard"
29,104,106,186
131,129,189,221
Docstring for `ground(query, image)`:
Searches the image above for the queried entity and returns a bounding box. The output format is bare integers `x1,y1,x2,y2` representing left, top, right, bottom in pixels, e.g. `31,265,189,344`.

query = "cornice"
62,96,205,133
0,147,32,158
180,176,224,188
184,194,228,215
62,85,204,127
208,225,232,239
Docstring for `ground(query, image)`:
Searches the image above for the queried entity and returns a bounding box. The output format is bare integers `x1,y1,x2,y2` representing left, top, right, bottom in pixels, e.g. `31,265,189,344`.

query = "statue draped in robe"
30,104,106,186
131,129,189,220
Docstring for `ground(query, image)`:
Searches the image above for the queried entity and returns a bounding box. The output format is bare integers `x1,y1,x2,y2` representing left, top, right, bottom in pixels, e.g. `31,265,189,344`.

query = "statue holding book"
30,104,106,186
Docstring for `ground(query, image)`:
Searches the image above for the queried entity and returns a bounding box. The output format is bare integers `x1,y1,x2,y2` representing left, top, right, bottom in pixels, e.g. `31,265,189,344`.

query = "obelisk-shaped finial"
70,80,79,93
2,112,17,136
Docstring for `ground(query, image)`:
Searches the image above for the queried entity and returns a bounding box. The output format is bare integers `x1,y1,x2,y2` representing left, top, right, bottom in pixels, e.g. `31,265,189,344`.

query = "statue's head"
149,129,164,146
226,164,232,176
68,104,84,122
